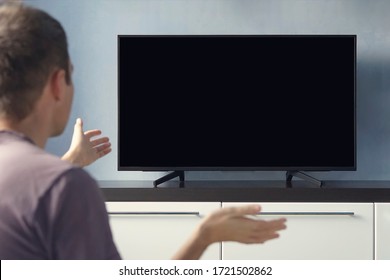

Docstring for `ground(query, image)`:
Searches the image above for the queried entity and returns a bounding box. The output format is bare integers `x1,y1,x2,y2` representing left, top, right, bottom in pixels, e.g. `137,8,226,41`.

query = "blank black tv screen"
118,35,356,171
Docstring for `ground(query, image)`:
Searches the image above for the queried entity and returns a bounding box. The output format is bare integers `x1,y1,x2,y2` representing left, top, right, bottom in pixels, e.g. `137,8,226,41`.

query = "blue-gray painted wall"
26,0,390,182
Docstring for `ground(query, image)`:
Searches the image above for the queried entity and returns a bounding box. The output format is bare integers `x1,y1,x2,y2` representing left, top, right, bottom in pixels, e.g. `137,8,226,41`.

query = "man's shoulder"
0,131,72,174
55,167,98,191
0,139,98,205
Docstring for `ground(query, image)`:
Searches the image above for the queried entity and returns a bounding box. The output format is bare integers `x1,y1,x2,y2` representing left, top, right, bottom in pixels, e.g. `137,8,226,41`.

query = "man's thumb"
74,117,84,134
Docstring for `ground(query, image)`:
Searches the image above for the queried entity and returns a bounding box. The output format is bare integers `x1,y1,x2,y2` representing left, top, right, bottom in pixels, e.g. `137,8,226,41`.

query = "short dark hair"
0,3,70,120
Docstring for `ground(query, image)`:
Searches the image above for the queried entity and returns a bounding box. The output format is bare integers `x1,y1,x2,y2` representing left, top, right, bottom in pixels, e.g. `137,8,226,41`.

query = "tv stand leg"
153,171,185,188
286,171,323,187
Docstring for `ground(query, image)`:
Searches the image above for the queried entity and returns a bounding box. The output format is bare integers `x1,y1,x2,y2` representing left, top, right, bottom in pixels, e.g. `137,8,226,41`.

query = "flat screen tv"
118,35,356,178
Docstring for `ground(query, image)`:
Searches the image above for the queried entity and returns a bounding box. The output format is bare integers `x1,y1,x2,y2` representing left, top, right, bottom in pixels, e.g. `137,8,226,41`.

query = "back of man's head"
0,3,70,121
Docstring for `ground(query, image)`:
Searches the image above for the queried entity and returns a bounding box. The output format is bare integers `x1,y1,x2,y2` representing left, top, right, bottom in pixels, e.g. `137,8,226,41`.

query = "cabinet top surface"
99,180,390,202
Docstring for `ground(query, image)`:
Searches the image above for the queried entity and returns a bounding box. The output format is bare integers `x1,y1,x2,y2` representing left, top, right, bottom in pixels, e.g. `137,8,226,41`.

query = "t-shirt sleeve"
34,168,121,259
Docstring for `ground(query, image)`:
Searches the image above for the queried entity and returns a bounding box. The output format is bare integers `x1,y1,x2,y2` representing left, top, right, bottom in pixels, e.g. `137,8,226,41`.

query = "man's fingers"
91,137,110,147
99,147,112,157
244,219,287,244
249,232,280,244
222,205,262,217
96,142,111,152
96,146,112,158
253,219,287,235
84,129,102,139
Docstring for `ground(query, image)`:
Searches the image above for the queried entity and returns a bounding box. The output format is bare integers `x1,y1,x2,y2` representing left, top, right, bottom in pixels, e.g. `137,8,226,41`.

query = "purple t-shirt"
0,130,121,259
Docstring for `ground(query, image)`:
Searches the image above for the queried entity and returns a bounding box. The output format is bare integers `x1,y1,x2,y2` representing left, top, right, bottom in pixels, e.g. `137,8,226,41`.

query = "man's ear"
49,68,67,102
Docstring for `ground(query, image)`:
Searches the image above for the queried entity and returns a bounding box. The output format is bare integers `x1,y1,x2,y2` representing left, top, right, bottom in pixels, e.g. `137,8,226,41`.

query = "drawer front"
106,202,220,260
375,203,390,260
222,202,373,260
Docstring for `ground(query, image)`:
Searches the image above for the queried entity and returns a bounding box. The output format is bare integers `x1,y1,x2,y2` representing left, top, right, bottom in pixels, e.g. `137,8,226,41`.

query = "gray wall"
26,0,390,182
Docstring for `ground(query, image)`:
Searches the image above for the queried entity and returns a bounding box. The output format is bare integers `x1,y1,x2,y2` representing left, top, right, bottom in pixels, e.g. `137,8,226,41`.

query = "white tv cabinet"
101,180,390,260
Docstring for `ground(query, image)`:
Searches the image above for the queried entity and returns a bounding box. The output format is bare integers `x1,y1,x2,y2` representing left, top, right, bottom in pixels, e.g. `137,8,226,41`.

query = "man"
0,3,286,260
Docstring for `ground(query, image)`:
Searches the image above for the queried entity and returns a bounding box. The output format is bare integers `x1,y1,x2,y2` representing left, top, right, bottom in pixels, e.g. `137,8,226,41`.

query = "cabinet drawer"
375,203,390,260
222,202,373,260
106,202,220,260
